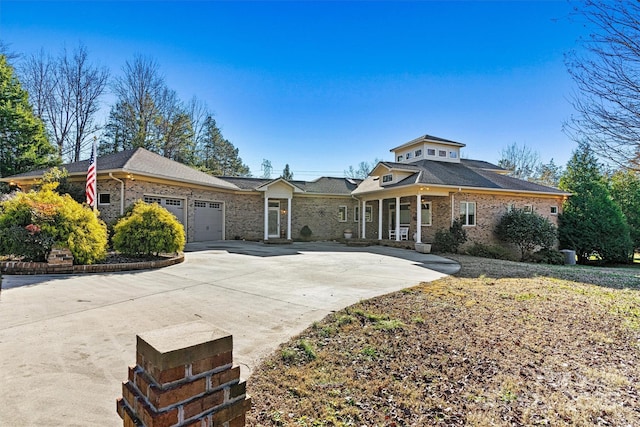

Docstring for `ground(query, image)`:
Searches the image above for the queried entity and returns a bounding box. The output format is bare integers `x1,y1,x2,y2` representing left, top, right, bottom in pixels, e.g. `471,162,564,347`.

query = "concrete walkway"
0,241,458,426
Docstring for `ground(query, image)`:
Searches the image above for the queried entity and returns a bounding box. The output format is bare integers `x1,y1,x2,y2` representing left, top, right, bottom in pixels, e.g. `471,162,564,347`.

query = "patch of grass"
298,339,317,360
335,314,353,326
373,319,405,331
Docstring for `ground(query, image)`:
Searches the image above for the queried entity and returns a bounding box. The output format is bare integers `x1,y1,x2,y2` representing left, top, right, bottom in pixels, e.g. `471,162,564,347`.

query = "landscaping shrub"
0,183,107,263
300,225,312,240
529,248,565,265
495,208,557,261
465,241,516,261
112,200,185,256
433,219,467,253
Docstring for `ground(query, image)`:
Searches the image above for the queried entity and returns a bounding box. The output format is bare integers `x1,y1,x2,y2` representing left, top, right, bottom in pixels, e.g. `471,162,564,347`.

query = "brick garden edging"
0,253,184,275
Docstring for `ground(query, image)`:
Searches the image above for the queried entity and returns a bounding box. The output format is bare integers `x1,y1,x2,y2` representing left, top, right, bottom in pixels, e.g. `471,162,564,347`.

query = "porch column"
416,194,422,243
264,196,269,241
287,197,292,240
361,200,366,239
395,196,401,241
378,199,383,240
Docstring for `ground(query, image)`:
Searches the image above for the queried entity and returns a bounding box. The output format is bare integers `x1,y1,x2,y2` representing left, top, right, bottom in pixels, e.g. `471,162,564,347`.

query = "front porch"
355,192,452,244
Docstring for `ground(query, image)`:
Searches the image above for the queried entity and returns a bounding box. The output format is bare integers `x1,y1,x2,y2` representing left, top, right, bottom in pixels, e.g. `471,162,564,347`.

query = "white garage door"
143,196,186,228
194,201,223,241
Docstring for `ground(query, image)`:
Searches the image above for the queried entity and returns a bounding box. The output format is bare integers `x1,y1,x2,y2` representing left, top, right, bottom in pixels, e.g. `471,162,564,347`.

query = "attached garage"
144,196,186,228
193,200,224,241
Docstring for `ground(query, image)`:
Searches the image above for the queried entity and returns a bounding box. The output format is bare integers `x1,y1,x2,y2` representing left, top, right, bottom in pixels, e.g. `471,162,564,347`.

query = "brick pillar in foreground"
117,321,251,427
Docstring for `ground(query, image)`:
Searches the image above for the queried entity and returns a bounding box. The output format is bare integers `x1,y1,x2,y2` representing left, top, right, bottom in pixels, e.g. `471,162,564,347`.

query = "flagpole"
86,137,98,212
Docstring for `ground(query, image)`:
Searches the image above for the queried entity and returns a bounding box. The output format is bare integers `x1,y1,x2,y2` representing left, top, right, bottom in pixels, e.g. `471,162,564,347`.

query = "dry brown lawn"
247,255,640,426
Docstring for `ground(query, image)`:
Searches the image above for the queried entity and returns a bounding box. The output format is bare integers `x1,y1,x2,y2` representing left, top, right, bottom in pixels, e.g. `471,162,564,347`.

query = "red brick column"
117,321,251,427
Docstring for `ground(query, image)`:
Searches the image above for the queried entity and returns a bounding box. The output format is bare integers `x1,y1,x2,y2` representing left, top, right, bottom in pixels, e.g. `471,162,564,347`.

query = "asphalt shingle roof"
218,176,359,195
375,159,566,194
5,148,238,190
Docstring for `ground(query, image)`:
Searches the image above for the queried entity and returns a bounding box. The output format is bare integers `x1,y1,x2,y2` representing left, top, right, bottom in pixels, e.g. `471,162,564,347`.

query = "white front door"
268,201,280,238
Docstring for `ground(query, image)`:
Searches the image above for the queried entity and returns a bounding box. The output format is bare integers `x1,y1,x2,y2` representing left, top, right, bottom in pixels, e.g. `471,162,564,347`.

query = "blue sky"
1,1,587,179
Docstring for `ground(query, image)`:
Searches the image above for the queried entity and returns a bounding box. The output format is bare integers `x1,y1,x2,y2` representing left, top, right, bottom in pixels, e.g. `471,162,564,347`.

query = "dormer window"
438,150,447,157
427,149,436,156
382,174,393,183
397,155,403,162
415,149,422,157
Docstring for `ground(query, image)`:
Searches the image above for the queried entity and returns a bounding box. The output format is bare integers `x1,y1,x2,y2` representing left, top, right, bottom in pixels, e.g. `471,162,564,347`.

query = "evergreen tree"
197,116,249,176
609,169,640,253
0,55,58,187
558,143,632,263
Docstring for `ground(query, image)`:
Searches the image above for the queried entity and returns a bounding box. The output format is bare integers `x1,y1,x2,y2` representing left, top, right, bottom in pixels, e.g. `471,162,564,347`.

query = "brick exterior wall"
359,192,564,247
95,177,563,247
290,196,358,240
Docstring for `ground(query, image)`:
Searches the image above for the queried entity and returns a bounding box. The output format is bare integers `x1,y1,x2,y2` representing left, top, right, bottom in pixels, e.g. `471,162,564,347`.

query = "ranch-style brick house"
2,134,570,248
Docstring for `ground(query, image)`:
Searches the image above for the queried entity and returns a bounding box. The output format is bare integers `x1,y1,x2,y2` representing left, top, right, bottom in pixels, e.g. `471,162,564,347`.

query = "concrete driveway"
0,241,458,426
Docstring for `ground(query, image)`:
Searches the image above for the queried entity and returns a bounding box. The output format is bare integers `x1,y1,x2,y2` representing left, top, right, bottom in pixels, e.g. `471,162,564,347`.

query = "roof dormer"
391,134,465,164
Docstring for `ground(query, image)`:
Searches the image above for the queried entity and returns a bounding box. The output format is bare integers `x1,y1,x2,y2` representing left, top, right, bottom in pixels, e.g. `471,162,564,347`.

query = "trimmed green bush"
300,225,312,240
434,219,467,253
0,183,107,263
529,248,564,265
112,201,185,256
495,208,557,261
465,241,516,261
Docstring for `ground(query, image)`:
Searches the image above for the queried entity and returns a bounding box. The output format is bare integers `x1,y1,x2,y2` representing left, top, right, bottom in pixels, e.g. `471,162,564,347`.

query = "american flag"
86,140,97,209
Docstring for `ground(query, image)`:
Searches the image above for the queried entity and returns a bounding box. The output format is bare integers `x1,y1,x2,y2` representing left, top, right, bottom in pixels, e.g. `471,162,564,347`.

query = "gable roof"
218,176,359,195
3,148,239,190
355,159,569,195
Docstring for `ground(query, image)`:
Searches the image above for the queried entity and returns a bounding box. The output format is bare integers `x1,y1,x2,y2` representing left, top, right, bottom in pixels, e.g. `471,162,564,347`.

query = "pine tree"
558,143,632,263
609,169,640,253
0,55,58,185
197,116,249,176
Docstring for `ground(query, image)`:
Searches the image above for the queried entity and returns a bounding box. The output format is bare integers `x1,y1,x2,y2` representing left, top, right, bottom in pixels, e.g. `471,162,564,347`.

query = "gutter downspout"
109,173,125,215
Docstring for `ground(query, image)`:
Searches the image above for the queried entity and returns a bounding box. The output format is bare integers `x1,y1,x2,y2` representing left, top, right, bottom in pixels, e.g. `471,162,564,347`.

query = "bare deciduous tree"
20,43,109,161
498,142,541,181
565,0,640,170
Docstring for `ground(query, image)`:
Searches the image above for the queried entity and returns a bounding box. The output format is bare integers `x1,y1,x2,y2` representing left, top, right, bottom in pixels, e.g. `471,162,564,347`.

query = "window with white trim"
421,202,432,226
459,201,476,226
550,206,558,215
98,193,111,205
415,149,422,157
523,204,532,214
338,206,347,222
365,205,372,222
382,174,393,183
450,151,458,159
354,206,360,222
406,152,412,160
427,148,436,156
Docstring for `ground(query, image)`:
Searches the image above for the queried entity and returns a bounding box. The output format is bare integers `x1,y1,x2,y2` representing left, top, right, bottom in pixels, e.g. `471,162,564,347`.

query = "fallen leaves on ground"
247,257,640,426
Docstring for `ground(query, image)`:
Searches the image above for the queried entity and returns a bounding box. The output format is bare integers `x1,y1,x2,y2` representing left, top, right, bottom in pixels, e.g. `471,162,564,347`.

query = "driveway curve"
0,241,458,426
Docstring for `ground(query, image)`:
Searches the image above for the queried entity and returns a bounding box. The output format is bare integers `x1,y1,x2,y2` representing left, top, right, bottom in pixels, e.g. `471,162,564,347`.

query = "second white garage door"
193,200,224,241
